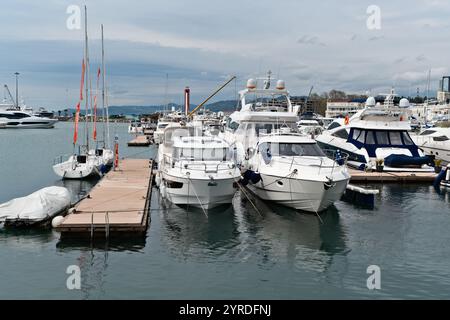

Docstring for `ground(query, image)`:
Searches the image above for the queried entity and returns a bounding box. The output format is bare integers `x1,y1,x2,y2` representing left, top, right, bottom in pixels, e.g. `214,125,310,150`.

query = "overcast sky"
0,0,449,110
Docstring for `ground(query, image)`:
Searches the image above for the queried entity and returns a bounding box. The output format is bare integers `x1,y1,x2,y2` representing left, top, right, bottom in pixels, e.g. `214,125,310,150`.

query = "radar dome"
247,79,257,89
366,96,376,107
276,80,286,90
399,98,410,108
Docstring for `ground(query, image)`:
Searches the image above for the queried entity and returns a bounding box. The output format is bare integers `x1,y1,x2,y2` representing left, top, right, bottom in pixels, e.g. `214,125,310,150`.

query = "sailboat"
89,24,113,169
53,6,103,179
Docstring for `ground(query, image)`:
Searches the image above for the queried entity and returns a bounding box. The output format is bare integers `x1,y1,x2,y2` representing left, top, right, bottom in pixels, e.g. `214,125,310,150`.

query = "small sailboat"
89,24,114,169
53,6,103,179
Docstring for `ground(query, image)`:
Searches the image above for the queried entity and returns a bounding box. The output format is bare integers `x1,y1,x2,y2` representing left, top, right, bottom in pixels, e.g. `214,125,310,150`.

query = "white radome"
276,80,285,90
247,78,257,89
366,96,376,107
399,98,410,108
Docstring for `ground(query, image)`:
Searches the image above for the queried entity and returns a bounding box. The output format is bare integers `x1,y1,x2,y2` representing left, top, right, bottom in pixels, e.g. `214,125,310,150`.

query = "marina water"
1,122,450,299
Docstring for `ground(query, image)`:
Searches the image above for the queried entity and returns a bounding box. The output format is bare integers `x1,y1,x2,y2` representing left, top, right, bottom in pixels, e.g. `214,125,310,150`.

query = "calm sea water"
1,122,450,299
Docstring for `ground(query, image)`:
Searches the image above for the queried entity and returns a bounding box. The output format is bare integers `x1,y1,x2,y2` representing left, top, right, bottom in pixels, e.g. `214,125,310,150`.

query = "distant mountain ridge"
59,100,239,116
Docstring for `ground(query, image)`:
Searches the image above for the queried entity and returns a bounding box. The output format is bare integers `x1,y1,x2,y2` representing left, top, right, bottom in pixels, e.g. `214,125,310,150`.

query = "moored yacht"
0,110,57,128
412,127,450,163
157,124,240,210
315,92,434,172
223,72,350,213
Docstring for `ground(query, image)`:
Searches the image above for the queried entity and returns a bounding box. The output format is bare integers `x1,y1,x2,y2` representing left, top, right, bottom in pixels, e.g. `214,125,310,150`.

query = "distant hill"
58,100,239,116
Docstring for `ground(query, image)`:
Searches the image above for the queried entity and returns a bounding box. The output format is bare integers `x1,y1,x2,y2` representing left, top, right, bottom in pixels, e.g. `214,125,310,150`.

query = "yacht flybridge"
223,72,350,213
156,124,240,210
316,90,434,172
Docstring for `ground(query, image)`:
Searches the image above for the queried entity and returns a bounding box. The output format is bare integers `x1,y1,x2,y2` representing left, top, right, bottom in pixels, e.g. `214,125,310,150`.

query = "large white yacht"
223,73,350,213
315,91,434,172
412,127,450,163
0,110,57,129
156,124,240,210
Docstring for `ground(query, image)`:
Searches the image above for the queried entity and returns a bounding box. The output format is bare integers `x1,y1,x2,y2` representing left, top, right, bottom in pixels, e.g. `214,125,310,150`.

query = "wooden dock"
56,159,153,237
349,168,437,183
128,135,151,146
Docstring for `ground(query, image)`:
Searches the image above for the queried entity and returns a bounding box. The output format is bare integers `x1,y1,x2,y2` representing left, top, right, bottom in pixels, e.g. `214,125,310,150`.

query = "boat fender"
52,216,65,228
250,171,261,184
160,185,167,199
155,175,161,187
335,150,345,166
434,167,447,189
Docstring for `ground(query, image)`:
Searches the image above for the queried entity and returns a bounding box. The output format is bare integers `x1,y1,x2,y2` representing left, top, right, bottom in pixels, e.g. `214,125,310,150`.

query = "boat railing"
53,154,73,165
272,149,349,174
163,154,236,173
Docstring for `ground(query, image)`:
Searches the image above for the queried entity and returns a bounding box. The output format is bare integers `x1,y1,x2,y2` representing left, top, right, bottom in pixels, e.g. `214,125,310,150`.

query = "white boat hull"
247,174,349,212
161,173,237,209
53,157,99,180
1,120,58,129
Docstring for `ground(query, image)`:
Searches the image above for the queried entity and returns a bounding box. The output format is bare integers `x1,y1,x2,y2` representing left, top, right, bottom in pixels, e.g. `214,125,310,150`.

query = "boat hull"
161,173,238,210
53,160,98,179
247,174,349,213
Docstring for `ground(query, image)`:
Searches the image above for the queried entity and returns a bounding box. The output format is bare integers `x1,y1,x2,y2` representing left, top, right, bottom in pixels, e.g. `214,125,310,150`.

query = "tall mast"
102,25,110,149
84,5,90,150
101,24,106,147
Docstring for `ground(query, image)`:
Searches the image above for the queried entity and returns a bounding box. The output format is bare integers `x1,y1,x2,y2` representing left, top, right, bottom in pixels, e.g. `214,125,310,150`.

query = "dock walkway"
128,135,151,146
56,159,153,237
349,169,437,183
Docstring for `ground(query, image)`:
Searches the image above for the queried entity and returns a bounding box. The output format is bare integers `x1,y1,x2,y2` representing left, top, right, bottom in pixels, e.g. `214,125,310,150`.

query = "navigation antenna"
263,70,272,89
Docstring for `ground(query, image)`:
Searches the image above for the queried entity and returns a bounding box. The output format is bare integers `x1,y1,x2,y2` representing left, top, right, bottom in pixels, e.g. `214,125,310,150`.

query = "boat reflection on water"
158,190,349,275
54,177,100,204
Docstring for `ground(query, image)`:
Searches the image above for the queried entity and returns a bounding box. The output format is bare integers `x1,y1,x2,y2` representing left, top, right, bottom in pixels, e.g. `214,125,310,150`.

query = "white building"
325,100,365,118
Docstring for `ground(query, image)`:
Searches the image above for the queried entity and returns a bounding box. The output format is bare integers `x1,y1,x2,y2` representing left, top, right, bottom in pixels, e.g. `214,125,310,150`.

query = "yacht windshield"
174,146,229,161
258,142,325,157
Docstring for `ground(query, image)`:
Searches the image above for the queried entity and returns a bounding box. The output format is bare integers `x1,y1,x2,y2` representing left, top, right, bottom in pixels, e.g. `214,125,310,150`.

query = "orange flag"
73,102,81,145
93,67,101,141
80,59,86,101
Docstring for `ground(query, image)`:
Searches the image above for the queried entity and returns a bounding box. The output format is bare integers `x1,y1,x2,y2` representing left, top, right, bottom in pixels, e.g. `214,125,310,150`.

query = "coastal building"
325,99,365,118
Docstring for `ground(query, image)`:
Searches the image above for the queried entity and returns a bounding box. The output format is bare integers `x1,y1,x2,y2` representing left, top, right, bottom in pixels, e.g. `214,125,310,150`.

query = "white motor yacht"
315,92,435,172
157,124,240,210
223,72,350,213
0,110,57,128
412,127,450,163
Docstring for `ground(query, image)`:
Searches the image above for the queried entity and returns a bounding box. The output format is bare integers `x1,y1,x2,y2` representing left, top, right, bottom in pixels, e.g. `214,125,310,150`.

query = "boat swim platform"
128,135,151,147
55,159,153,238
349,168,437,183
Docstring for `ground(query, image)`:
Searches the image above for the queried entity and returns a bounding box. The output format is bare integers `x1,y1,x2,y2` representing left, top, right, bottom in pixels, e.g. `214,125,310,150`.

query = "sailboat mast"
84,5,90,150
101,24,106,148
102,25,110,149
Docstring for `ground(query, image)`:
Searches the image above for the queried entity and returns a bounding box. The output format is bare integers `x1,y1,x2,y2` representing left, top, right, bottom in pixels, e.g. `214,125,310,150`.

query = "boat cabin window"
258,142,325,157
332,129,349,139
402,132,414,145
349,129,416,146
0,112,31,119
420,130,436,136
158,123,169,129
328,122,341,130
174,146,229,161
433,136,449,142
366,131,376,144
389,131,403,145
376,131,389,145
